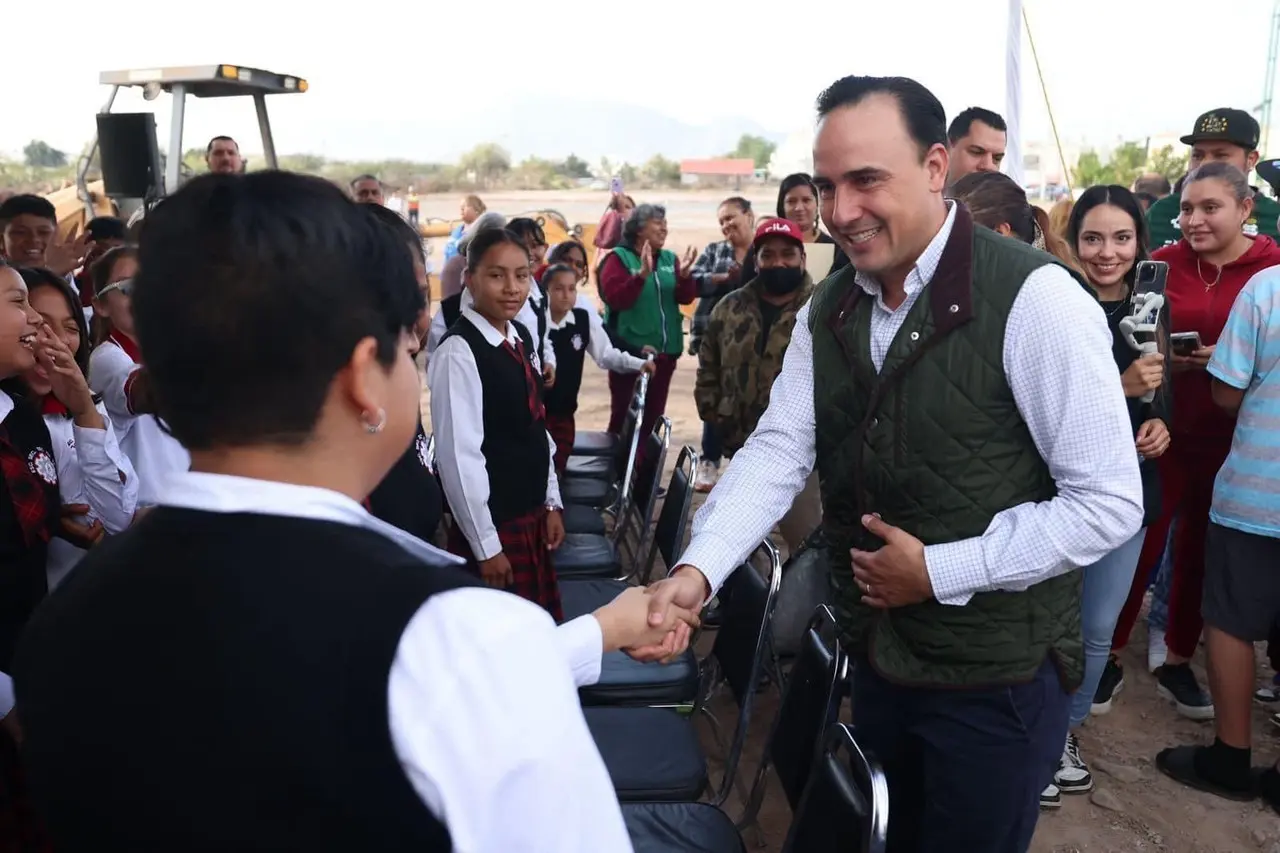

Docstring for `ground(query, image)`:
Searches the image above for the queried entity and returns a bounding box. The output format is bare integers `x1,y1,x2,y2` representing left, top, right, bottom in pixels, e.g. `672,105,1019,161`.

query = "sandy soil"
420,189,1280,852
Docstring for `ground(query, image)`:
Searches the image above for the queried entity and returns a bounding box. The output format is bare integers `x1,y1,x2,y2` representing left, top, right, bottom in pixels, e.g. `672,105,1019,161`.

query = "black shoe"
1091,655,1125,715
1155,663,1215,720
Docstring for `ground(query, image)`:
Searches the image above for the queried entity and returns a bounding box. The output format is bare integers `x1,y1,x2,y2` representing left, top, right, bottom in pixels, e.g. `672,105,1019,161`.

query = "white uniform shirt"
88,340,190,506
427,307,563,562
545,305,648,374
43,401,139,588
427,289,556,369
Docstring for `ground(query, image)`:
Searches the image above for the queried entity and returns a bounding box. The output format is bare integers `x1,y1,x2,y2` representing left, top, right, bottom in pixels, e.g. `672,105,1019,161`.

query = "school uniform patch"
416,433,432,472
571,334,583,352
28,449,58,485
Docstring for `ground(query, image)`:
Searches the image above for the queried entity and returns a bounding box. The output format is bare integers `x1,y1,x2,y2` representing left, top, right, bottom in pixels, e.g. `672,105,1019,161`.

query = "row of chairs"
551,377,889,851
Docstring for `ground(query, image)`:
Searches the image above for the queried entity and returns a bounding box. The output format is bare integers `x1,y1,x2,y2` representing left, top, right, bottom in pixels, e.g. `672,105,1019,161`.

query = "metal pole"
165,84,186,196
254,94,278,170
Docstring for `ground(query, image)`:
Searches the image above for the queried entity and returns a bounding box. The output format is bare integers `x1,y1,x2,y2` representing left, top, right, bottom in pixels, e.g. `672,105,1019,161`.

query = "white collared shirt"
150,471,627,852
88,341,191,507
427,307,564,561
426,289,556,369
546,301,648,374
678,203,1144,607
43,402,139,589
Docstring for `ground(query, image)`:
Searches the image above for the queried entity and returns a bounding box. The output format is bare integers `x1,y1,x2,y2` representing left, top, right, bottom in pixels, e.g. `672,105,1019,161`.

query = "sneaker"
1155,663,1215,720
1148,630,1168,673
1040,783,1062,809
693,460,720,493
1054,733,1094,793
1091,656,1125,715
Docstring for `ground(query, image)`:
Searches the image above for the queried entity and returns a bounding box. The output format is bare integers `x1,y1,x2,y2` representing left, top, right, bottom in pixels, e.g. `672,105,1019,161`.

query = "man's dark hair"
816,76,948,158
505,217,546,247
0,194,57,227
86,215,127,243
947,107,1007,145
205,135,238,155
1133,174,1172,198
133,171,422,450
362,202,424,264
466,227,530,272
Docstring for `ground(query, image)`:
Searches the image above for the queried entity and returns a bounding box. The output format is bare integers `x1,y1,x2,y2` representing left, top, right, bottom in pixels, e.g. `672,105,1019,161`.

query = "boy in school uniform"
428,228,567,620
541,263,653,473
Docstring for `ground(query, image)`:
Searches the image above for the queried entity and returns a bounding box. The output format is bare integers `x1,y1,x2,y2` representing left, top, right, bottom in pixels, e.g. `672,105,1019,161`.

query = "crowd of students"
0,87,1278,851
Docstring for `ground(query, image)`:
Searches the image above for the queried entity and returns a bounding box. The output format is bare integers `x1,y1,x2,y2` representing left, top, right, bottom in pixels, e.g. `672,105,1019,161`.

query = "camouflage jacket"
695,274,814,454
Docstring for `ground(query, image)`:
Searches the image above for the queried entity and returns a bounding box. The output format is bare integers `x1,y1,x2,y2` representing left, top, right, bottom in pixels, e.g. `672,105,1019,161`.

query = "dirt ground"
419,189,1280,852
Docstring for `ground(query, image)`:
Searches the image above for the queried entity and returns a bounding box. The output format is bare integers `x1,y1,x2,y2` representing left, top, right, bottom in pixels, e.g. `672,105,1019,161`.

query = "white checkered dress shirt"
678,203,1144,605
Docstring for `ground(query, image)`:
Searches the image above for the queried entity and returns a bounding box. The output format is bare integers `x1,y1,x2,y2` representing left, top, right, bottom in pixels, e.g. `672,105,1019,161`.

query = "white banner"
1004,0,1025,187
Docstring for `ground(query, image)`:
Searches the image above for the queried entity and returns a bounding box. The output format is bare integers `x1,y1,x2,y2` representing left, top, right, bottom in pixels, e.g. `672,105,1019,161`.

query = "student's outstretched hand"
594,586,700,655
625,567,709,663
545,509,565,550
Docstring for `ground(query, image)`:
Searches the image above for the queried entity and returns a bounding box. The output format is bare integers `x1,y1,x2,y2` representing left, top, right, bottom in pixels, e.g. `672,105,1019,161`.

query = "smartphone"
1170,331,1202,354
1133,260,1168,297
610,176,624,195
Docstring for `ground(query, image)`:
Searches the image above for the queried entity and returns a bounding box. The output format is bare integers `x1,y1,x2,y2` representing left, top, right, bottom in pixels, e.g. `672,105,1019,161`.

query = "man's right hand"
624,566,710,663
1120,353,1163,397
478,553,514,588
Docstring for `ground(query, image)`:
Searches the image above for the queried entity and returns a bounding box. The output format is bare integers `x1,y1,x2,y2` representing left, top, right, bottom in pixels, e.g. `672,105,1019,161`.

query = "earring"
362,408,387,434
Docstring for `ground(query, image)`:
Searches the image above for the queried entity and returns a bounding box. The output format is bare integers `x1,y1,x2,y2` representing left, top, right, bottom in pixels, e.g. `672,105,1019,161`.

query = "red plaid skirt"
447,508,563,622
545,413,575,475
0,727,52,853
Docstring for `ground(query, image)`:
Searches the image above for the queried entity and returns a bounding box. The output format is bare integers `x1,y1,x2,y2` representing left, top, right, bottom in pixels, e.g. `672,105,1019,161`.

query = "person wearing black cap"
1146,108,1280,248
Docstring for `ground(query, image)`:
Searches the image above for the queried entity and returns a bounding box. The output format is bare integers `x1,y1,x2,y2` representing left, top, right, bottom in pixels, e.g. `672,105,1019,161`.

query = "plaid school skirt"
448,508,563,622
0,726,52,853
545,413,575,475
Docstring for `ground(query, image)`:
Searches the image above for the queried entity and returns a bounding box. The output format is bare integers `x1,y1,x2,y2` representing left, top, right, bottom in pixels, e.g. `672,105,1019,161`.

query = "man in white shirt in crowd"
636,75,1143,852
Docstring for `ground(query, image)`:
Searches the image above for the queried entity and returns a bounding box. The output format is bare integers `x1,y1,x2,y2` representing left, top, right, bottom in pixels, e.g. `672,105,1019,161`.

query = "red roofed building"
679,158,757,188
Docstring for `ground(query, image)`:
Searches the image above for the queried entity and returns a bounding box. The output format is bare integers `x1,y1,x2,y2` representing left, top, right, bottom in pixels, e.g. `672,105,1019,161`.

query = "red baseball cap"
752,217,805,250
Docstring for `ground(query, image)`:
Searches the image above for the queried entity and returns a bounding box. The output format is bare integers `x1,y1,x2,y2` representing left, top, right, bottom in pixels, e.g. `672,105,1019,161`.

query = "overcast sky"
7,0,1273,160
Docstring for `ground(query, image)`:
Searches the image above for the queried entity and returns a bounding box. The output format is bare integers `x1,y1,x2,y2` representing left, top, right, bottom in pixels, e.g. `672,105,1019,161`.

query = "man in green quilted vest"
635,76,1144,852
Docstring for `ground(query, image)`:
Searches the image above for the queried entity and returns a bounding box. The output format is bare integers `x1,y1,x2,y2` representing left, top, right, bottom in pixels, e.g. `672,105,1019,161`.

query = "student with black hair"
15,268,136,589
945,106,1008,185
506,217,553,379
87,246,190,507
11,171,695,852
542,262,652,473
428,228,568,618
775,173,850,275
0,194,87,278
76,216,128,318
362,204,442,543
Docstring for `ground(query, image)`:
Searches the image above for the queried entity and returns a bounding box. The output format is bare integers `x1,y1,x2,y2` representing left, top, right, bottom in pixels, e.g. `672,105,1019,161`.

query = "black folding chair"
561,374,648,514
559,443,699,708
568,371,648,459
552,419,671,582
583,541,782,804
740,606,846,834
780,723,889,853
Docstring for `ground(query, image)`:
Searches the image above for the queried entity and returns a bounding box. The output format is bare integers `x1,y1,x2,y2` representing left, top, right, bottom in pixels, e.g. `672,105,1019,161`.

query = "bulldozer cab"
70,64,306,229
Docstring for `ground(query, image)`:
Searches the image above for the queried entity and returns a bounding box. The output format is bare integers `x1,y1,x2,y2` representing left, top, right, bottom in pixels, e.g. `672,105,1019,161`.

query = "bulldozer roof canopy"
98,65,307,98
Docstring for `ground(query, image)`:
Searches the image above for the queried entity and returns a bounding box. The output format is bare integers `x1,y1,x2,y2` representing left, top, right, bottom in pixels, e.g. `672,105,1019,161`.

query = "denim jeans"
1147,523,1175,636
700,420,723,466
1070,528,1148,727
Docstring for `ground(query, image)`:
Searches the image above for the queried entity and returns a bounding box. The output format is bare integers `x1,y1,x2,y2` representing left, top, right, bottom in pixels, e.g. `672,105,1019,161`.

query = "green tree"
559,153,592,180
618,163,639,185
643,154,681,187
23,139,67,168
1071,150,1115,189
1108,141,1147,190
1147,145,1189,184
459,143,510,187
727,133,777,170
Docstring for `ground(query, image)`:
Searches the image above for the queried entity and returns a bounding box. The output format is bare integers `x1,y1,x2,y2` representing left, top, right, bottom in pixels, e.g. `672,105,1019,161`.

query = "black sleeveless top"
367,421,442,543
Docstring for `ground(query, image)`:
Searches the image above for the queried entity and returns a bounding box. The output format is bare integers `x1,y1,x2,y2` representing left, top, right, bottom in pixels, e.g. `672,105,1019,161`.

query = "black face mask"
758,266,805,296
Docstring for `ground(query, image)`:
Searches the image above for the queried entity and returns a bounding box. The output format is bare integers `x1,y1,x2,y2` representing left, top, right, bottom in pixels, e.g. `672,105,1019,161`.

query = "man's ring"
863,581,872,595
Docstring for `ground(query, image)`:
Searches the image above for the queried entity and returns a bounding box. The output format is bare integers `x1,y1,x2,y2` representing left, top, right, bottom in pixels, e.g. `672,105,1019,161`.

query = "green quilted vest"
808,205,1083,690
607,246,685,355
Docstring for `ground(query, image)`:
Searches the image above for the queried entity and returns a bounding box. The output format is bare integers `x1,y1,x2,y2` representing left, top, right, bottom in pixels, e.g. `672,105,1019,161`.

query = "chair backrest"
781,723,889,853
641,441,695,581
705,540,783,807
616,419,672,574
610,372,650,511
742,605,846,829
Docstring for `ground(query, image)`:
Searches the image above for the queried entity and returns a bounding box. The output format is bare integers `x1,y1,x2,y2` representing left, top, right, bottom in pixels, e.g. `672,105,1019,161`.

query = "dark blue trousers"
851,656,1070,853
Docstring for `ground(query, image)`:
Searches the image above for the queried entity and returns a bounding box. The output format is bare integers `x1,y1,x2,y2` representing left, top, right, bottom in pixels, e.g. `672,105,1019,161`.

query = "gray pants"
777,471,823,555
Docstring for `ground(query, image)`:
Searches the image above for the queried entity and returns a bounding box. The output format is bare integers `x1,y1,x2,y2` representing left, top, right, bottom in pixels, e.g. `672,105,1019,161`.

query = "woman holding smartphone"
1118,163,1280,723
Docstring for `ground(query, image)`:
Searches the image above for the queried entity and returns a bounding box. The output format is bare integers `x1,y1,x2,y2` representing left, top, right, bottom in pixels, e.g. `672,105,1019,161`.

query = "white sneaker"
1040,783,1061,809
693,460,719,493
1148,630,1168,673
1054,732,1094,793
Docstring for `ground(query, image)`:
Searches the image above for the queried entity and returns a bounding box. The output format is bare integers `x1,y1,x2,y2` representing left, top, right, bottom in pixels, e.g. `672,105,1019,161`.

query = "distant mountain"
296,93,785,166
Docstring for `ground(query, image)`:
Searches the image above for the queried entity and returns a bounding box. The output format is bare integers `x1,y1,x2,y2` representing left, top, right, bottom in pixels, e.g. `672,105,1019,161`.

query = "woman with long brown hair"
949,170,1080,271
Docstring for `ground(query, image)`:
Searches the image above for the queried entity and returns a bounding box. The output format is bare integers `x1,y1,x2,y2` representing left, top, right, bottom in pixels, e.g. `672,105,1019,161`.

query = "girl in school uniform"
541,262,652,473
16,268,137,589
427,228,567,619
87,246,190,506
0,261,56,851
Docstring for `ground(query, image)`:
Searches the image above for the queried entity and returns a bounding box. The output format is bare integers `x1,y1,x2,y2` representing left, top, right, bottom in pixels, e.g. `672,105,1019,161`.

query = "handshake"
591,567,713,662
